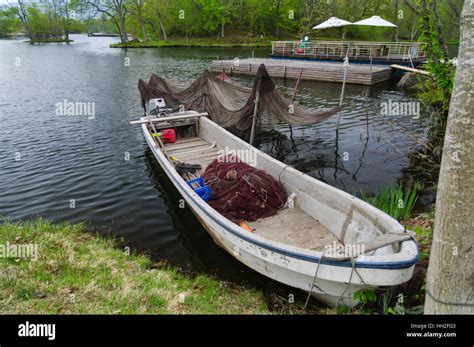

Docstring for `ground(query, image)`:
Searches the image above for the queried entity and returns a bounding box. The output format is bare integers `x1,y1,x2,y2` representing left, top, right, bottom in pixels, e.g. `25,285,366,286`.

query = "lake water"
0,35,434,289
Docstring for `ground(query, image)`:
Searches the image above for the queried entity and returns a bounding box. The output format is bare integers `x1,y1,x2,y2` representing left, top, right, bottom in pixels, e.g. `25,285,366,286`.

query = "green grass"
27,39,73,44
0,219,268,314
359,183,423,222
407,209,434,261
110,36,284,48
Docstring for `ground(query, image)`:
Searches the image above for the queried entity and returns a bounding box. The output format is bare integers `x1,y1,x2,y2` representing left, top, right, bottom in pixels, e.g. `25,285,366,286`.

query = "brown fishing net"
201,155,287,223
138,64,340,138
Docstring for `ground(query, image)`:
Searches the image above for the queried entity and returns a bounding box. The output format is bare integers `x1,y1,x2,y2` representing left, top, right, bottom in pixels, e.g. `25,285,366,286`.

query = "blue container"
186,177,212,202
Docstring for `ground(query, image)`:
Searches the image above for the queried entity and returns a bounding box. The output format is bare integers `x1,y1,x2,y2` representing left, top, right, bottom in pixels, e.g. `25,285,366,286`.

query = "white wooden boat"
132,111,418,307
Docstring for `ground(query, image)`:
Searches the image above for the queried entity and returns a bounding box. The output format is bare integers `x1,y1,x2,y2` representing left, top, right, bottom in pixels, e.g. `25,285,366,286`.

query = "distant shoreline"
109,37,282,49
27,39,73,44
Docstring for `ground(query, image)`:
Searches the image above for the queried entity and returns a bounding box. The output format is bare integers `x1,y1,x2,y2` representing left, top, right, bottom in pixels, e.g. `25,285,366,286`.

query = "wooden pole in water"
249,89,260,146
287,69,304,143
292,69,304,102
336,43,350,130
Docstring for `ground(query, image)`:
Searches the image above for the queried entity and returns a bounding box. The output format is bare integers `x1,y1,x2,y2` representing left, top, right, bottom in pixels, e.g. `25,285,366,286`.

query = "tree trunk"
138,11,148,41
239,0,243,25
424,0,474,314
432,0,450,62
64,0,69,41
393,0,399,41
275,0,280,37
16,0,33,39
120,15,128,43
113,20,123,42
157,10,167,41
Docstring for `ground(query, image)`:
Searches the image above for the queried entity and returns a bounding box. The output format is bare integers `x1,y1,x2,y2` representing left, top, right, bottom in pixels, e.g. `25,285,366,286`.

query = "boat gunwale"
141,119,418,270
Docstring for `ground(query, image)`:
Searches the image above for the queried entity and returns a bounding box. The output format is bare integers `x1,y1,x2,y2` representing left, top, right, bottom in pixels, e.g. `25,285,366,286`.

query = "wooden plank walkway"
211,58,393,85
390,64,430,75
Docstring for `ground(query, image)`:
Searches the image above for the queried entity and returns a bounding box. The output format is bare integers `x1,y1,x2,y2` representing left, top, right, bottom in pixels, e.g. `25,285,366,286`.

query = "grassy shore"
25,39,74,45
27,39,73,44
108,35,428,49
110,36,280,48
0,210,434,315
0,219,268,314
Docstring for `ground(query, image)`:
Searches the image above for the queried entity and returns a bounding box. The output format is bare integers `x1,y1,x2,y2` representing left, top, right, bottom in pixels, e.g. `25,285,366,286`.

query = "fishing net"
138,64,341,138
201,155,287,223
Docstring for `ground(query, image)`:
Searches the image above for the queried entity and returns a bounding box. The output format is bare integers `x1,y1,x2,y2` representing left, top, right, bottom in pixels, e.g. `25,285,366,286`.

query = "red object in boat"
161,128,176,143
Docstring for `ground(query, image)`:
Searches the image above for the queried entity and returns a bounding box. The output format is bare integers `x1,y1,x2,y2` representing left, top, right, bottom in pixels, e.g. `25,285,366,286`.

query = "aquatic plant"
360,183,423,221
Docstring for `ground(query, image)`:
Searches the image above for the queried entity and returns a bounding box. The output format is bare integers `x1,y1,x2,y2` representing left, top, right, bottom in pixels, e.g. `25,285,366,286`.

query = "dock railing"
271,41,424,62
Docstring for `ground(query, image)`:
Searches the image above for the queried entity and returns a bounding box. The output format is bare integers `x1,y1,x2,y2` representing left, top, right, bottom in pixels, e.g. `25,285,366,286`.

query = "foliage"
110,36,274,48
1,0,463,45
360,182,422,221
415,1,456,114
407,210,434,261
354,289,377,304
0,7,22,36
0,0,76,41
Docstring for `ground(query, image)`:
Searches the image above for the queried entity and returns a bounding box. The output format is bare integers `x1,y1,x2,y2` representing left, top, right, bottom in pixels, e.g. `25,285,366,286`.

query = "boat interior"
146,114,412,258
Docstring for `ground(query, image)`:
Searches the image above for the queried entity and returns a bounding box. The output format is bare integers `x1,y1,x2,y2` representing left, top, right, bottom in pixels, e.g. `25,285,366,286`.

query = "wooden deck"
211,58,393,85
248,208,339,251
165,137,219,169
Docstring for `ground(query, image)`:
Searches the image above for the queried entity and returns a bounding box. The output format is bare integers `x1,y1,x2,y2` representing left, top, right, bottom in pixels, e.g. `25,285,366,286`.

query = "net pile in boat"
138,64,341,138
201,155,287,223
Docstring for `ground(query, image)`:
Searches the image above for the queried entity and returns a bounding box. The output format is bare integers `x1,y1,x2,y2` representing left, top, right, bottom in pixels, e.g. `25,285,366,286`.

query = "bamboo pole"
336,43,350,130
249,89,260,146
292,69,304,102
146,112,173,163
335,59,347,130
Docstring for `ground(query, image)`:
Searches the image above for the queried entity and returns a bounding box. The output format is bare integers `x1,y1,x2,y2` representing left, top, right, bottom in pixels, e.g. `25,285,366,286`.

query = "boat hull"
141,120,417,307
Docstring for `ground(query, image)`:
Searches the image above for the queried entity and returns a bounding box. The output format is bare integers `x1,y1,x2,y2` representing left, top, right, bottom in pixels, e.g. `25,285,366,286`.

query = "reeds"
360,182,423,221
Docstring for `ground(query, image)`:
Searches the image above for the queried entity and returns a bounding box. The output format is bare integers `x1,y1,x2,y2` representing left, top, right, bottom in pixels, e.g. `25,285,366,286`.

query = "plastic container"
160,128,176,143
186,177,212,202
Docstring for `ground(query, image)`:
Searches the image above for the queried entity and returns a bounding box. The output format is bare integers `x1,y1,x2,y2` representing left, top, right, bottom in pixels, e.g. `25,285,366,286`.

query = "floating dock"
211,58,393,85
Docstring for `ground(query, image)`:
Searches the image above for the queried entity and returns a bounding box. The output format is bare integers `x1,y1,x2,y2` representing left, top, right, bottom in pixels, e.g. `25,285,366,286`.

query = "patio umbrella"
352,15,397,27
312,17,353,30
312,18,354,130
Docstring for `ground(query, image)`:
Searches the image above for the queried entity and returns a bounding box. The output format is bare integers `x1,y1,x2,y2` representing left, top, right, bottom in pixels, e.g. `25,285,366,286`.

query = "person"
296,36,311,54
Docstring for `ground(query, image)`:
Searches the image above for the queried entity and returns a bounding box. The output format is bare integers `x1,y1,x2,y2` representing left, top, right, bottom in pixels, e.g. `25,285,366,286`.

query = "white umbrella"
312,17,353,30
312,17,353,130
353,15,397,27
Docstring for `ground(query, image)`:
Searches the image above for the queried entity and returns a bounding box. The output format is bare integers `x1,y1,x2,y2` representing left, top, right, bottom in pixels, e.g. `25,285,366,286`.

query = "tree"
84,0,129,43
0,6,22,36
130,0,148,41
153,0,167,41
405,0,456,114
50,0,72,41
59,0,71,41
424,0,474,314
10,0,33,38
